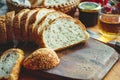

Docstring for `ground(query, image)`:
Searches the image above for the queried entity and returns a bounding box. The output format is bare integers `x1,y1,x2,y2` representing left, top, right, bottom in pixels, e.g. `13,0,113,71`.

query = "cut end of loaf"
23,48,60,70
0,48,24,79
0,49,18,79
41,17,89,51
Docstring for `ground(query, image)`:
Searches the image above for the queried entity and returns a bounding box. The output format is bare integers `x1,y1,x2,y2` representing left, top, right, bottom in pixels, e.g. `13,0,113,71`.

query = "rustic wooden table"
104,59,120,80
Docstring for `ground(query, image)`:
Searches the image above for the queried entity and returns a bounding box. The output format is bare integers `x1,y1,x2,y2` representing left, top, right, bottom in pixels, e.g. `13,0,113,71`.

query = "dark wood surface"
17,38,119,80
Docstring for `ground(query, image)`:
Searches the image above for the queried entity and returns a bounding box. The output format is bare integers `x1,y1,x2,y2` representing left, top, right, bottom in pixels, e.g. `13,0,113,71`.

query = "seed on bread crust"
23,48,60,70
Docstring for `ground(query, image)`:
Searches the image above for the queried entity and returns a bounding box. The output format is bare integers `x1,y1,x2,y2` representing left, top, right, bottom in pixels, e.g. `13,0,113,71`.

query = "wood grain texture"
15,38,119,80
104,59,120,80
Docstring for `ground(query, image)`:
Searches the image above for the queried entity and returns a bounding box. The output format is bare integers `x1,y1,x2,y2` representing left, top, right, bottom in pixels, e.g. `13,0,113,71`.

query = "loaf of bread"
39,17,89,51
0,8,89,51
0,48,24,80
23,48,60,70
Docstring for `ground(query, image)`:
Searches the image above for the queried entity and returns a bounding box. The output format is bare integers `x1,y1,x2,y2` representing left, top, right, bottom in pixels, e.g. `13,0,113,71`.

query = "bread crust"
0,48,24,80
0,15,7,44
5,11,15,42
20,8,39,41
0,8,89,51
28,8,54,42
13,9,30,42
39,17,89,51
35,11,71,44
43,0,80,13
23,48,60,70
7,0,79,14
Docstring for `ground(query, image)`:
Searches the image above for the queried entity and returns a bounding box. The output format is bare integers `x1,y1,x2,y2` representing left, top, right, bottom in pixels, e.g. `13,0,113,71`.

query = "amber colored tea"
98,14,120,38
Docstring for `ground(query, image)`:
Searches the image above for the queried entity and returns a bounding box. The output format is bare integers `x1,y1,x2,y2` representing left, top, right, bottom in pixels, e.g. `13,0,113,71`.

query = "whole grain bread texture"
35,11,69,44
39,17,89,51
0,8,89,51
0,48,24,80
28,8,55,42
23,48,60,70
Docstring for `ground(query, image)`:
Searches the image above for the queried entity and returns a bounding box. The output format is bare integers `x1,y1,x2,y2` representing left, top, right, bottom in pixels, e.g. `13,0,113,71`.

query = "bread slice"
5,11,15,42
39,17,89,51
0,48,24,80
35,11,70,44
0,15,7,44
28,8,55,42
20,8,39,41
23,48,60,70
13,9,30,42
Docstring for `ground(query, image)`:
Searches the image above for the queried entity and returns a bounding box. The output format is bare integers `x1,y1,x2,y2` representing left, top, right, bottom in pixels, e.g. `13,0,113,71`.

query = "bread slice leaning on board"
0,48,24,80
35,11,69,44
39,17,89,51
0,8,89,51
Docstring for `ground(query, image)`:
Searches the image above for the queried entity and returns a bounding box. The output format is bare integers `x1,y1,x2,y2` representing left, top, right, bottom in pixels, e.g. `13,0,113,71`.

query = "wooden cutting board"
17,38,119,80
0,38,119,80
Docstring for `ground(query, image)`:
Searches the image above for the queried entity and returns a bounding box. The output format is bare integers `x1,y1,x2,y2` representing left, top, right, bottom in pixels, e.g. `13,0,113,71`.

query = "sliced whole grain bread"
0,48,24,80
28,8,55,42
35,11,70,44
40,17,89,51
0,8,89,51
13,9,30,42
20,8,39,41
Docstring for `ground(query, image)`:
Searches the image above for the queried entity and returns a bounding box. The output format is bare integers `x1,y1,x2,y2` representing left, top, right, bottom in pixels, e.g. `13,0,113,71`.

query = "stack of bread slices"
0,8,89,51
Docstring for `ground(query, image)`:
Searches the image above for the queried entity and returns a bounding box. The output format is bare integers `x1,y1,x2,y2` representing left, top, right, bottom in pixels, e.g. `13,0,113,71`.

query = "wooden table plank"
104,59,120,80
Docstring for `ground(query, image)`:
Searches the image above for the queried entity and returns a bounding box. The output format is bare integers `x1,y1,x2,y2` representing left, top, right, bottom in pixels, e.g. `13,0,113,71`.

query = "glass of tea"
98,6,120,42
